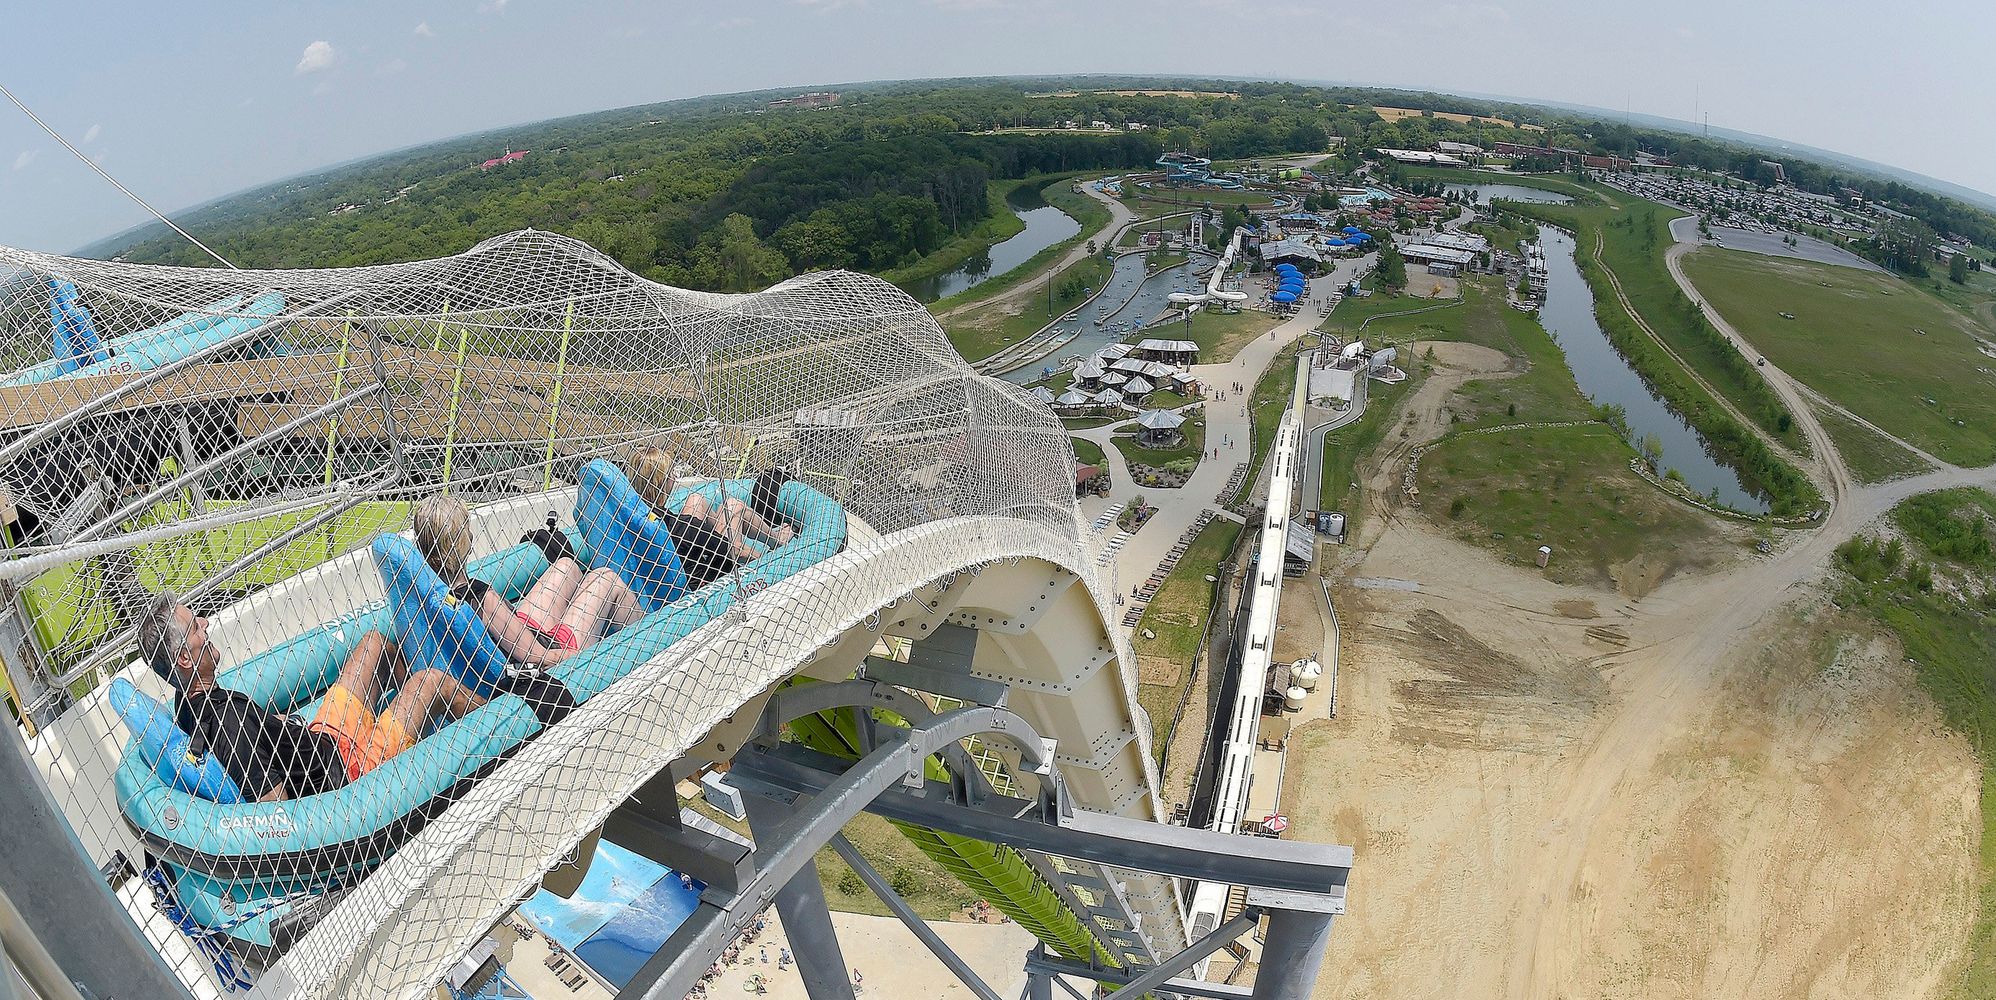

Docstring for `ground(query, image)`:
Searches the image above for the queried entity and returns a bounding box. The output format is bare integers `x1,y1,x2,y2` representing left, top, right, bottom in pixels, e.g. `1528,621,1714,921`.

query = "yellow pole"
323,322,352,487
542,300,575,489
441,326,470,489
430,300,451,352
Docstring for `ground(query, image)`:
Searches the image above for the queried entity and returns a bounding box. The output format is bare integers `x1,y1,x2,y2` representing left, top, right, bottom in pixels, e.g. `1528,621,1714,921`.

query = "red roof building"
480,149,529,171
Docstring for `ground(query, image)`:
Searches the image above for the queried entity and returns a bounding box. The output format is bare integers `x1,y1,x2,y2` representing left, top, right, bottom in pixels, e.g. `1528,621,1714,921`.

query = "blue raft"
111,465,846,954
4,285,288,387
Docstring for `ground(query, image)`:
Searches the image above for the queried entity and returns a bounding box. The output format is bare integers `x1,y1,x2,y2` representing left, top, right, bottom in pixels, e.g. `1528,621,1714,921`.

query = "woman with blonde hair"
627,446,793,589
413,494,642,666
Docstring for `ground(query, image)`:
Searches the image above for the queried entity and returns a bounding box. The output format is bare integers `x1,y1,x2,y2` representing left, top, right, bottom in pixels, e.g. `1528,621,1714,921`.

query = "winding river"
896,183,1080,303
1535,225,1770,513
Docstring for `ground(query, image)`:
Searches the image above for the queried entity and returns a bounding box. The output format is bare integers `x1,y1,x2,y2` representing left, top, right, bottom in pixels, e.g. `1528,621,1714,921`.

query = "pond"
895,183,1081,303
1447,183,1573,205
998,251,1216,383
1535,226,1769,513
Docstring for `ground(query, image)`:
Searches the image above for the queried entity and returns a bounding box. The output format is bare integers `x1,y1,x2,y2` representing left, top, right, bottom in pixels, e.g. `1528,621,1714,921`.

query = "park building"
1131,338,1199,365
1397,243,1478,271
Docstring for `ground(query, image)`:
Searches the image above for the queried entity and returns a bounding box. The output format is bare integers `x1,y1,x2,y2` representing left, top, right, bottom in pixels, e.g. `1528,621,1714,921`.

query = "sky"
2,0,1990,254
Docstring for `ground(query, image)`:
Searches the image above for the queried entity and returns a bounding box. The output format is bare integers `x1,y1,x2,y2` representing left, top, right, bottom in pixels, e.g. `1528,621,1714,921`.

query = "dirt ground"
1280,335,1984,998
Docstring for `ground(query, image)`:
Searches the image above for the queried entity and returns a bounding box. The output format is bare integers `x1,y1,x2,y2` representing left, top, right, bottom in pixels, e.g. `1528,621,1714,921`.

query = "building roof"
1098,370,1130,385
1285,520,1315,563
1028,385,1056,403
1260,237,1326,263
1135,409,1184,430
1097,343,1133,359
1091,389,1125,404
1424,232,1490,253
1135,338,1198,354
1124,376,1155,394
1055,390,1093,405
1110,357,1150,374
1073,362,1105,380
1397,244,1476,266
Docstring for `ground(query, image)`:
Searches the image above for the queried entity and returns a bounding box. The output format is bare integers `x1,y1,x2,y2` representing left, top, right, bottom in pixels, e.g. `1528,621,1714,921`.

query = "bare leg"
559,569,643,647
384,669,488,736
718,497,793,547
679,493,760,563
516,556,585,627
330,630,401,709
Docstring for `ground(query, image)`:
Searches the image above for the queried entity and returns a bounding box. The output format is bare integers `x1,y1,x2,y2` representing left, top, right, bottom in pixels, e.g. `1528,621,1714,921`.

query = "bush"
1448,496,1469,518
889,864,926,899
838,869,864,896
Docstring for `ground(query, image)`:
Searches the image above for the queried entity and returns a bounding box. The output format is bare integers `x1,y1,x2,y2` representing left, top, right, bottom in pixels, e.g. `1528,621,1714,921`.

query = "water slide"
1168,225,1253,306
3,286,287,387
0,232,1190,999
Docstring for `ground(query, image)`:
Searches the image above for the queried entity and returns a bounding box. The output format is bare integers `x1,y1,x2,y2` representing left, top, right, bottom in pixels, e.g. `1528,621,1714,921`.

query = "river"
896,183,1081,303
998,251,1216,383
1535,226,1770,513
1447,183,1573,206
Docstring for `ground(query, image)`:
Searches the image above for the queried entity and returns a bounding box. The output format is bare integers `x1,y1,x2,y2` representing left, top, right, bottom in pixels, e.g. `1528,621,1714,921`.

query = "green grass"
1682,248,1996,467
1317,375,1410,519
1240,342,1310,497
1395,167,1607,204
815,813,980,921
1122,184,1276,209
1069,435,1105,468
1444,284,1600,429
1813,402,1934,484
1418,422,1717,586
1892,489,1996,572
1134,519,1246,664
944,254,1113,362
1134,307,1280,364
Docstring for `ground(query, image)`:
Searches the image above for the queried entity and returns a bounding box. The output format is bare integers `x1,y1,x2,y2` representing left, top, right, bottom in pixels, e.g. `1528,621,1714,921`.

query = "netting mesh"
0,230,1088,998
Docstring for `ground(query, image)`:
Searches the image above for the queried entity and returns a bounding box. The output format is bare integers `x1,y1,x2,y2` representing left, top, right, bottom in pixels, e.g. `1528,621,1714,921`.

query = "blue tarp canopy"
1343,225,1362,234
1272,290,1298,303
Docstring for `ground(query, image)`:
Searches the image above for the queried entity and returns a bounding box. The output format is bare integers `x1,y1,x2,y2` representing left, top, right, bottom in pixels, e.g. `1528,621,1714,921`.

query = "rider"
136,592,486,801
626,446,793,589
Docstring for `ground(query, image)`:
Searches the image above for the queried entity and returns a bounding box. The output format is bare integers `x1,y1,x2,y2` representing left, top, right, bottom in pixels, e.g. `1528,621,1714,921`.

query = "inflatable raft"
110,461,846,956
3,283,288,387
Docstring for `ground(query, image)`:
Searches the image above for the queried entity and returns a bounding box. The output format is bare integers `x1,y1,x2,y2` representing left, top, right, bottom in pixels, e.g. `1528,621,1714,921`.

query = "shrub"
1448,496,1469,519
838,869,864,896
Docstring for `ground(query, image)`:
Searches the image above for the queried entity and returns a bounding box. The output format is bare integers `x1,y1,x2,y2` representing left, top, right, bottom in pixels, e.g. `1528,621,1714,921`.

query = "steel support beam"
0,727,193,1000
746,795,855,1000
1249,909,1336,1000
734,744,1350,906
623,707,1052,1000
1112,908,1259,999
830,835,1004,1000
1025,948,1255,1000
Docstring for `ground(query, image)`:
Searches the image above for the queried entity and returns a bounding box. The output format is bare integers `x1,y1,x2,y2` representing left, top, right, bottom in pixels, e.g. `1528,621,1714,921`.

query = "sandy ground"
694,909,1062,999
1279,330,1985,998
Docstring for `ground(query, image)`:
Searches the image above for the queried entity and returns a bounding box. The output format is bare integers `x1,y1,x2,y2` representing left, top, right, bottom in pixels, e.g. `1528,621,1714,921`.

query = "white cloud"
477,0,509,13
377,58,409,77
81,124,101,144
295,40,337,74
12,149,39,171
414,20,436,36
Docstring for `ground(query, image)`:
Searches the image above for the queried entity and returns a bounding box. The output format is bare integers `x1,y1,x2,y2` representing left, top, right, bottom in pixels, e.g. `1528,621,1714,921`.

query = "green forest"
95,76,1996,296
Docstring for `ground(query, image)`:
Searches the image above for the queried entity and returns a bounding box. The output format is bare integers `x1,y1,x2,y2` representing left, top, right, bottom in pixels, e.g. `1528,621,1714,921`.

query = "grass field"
1830,491,1996,997
1122,184,1274,209
1134,517,1246,762
1317,375,1411,519
1241,341,1310,497
1394,167,1601,204
815,813,978,920
1135,307,1280,364
1683,248,1996,467
1813,401,1935,484
944,254,1113,362
1069,435,1105,468
1371,106,1543,131
1418,422,1717,587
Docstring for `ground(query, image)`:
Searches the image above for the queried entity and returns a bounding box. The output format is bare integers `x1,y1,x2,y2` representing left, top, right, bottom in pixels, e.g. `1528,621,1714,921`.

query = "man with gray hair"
138,592,486,801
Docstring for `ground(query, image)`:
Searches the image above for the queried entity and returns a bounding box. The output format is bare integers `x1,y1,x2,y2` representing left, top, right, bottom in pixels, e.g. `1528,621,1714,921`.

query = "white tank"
1295,658,1323,690
1284,686,1308,710
1369,346,1398,369
1340,340,1365,360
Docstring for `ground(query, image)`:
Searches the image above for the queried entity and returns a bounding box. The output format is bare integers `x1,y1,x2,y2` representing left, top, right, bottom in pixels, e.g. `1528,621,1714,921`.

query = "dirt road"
1283,302,1996,996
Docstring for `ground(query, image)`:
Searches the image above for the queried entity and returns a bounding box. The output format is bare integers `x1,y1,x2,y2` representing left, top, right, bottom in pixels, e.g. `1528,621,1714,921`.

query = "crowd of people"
134,450,797,803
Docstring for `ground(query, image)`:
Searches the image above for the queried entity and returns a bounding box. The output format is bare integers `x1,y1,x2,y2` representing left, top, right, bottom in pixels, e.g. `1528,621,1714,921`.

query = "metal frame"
609,678,1349,1000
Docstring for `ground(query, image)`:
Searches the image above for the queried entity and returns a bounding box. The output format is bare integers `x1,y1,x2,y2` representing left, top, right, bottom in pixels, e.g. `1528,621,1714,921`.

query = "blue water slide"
4,290,286,387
